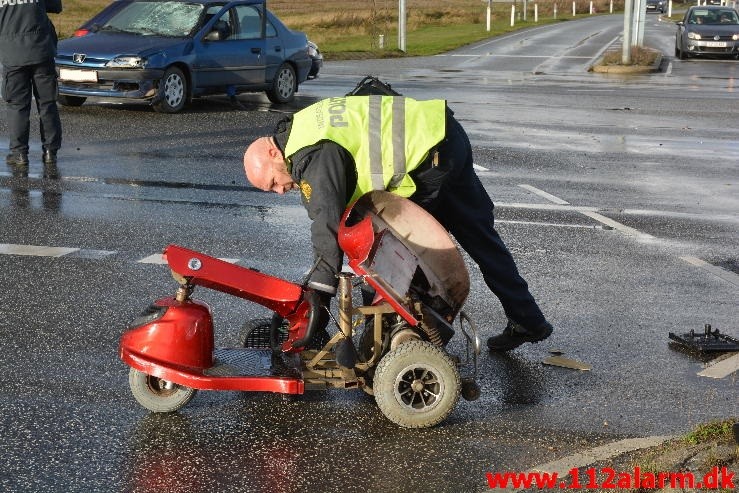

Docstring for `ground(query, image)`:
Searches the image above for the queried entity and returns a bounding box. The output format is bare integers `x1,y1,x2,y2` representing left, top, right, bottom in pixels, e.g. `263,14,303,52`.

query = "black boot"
487,320,553,352
42,149,57,165
6,152,29,166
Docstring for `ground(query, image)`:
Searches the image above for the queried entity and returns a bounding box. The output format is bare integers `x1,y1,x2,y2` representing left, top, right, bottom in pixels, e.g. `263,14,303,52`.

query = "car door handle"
251,47,261,54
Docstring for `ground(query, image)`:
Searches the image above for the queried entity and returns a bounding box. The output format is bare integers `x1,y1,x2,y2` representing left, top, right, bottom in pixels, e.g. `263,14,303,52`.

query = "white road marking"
437,54,592,59
1,185,735,295
679,256,739,288
64,249,117,260
497,202,738,224
137,254,167,264
511,185,737,290
0,243,79,257
497,219,608,230
530,436,675,475
579,210,655,239
498,436,675,492
137,255,239,265
516,185,654,239
697,353,739,379
519,184,570,205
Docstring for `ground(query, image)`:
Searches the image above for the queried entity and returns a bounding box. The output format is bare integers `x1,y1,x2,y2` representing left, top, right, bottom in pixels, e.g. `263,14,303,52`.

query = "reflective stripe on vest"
284,96,446,204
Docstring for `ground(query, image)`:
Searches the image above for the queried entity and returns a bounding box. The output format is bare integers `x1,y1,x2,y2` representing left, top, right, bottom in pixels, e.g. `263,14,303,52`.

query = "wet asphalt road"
1,14,737,493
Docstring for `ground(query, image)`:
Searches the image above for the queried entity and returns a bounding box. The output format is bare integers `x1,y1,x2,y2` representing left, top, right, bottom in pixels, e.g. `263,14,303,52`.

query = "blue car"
55,0,314,112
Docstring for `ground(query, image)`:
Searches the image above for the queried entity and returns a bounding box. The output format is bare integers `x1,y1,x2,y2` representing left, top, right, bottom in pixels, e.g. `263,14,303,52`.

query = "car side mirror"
676,21,684,26
204,30,222,41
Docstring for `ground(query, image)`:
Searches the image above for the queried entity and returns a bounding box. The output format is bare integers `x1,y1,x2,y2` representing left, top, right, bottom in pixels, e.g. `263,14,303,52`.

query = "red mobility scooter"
120,191,481,428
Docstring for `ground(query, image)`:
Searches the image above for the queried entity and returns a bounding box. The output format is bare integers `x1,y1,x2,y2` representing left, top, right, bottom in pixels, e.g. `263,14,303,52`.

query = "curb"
591,50,663,73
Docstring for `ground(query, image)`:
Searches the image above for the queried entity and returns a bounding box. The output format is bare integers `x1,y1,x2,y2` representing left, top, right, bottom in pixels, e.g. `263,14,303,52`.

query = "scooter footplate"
205,349,302,379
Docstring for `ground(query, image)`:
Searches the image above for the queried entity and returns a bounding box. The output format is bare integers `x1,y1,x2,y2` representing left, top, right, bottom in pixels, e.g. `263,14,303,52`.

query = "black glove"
307,290,331,330
297,290,331,350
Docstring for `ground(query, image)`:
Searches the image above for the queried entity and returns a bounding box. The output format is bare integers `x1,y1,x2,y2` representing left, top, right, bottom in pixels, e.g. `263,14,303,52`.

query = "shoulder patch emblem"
299,180,312,202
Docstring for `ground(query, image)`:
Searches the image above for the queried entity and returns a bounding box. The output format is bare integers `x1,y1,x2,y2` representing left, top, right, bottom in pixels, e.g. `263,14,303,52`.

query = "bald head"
243,137,296,194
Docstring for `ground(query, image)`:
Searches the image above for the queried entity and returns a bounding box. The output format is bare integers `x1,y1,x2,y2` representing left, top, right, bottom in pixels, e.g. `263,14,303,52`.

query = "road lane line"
697,353,739,379
497,219,607,230
579,210,655,239
517,185,654,238
499,436,675,492
530,436,675,475
136,254,241,265
0,243,79,257
63,249,117,260
518,184,570,205
137,254,167,264
218,258,240,264
438,54,593,59
679,256,739,288
514,187,736,291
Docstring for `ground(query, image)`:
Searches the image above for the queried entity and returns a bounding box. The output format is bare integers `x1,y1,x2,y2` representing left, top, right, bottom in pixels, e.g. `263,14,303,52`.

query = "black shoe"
42,149,57,165
6,152,29,166
487,320,553,352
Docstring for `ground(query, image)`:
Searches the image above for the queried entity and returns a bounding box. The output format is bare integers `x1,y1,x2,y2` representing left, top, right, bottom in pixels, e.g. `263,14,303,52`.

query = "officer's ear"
267,139,283,161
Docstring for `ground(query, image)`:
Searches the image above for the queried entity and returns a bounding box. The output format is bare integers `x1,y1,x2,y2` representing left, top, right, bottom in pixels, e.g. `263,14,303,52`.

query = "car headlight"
733,34,739,41
106,56,147,68
307,43,319,58
687,32,701,40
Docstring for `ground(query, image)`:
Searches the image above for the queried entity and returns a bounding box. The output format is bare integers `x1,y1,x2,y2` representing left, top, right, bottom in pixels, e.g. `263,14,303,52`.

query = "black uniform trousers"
3,59,62,155
418,116,547,330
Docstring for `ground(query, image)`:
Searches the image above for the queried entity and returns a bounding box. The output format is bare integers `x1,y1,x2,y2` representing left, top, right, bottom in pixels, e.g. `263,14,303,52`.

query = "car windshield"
688,9,739,25
102,1,204,37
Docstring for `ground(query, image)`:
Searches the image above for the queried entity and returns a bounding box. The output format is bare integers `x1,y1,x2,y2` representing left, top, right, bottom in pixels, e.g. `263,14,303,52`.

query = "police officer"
1,0,63,166
243,95,553,351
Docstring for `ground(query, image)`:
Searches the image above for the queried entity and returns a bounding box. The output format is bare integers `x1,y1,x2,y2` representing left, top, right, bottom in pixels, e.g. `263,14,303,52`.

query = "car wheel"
679,45,687,60
266,63,296,104
153,66,187,113
57,95,86,107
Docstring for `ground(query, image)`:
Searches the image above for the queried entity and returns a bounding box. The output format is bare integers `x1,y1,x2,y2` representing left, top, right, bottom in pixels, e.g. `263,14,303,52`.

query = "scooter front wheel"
128,368,197,413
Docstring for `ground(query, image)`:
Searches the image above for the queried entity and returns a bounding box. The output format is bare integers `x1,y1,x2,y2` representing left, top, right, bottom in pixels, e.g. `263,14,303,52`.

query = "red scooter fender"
120,297,215,373
119,297,304,393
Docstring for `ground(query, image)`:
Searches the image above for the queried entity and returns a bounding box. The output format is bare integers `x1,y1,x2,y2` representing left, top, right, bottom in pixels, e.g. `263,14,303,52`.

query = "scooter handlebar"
287,290,329,351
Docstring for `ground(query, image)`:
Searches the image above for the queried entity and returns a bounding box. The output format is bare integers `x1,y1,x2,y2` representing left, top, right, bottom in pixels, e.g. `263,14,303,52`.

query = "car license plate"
705,41,727,48
59,68,98,82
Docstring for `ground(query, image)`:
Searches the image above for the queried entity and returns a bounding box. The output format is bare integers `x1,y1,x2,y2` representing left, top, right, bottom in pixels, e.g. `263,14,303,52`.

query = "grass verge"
50,0,623,58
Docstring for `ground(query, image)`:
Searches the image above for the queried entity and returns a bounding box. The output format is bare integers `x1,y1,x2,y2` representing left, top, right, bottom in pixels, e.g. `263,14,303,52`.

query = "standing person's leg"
3,65,33,164
32,60,62,163
428,119,552,350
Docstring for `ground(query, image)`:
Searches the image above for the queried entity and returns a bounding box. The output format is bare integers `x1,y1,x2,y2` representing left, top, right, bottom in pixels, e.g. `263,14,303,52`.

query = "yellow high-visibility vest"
284,96,446,204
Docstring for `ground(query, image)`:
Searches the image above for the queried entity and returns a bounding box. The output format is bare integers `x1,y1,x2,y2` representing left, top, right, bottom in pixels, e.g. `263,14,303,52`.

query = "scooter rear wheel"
373,340,461,428
129,368,197,413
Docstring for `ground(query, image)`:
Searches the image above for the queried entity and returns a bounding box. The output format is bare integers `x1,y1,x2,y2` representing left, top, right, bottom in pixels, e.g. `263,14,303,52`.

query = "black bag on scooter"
345,76,402,96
